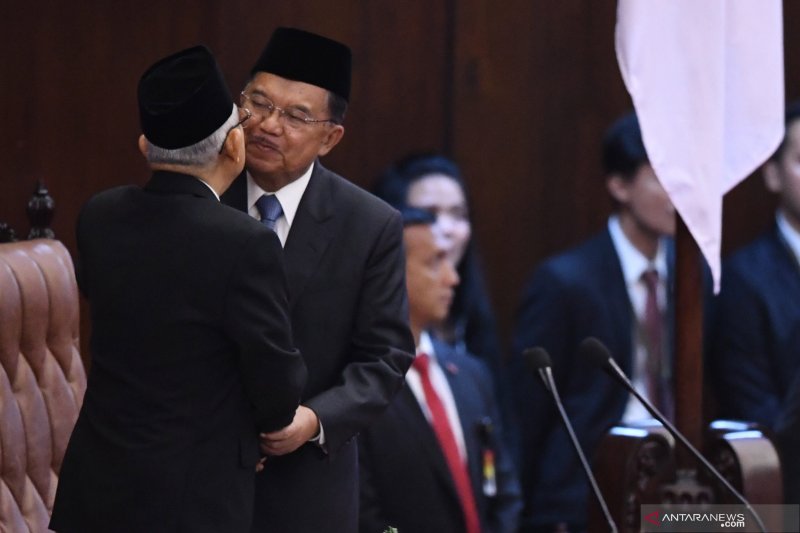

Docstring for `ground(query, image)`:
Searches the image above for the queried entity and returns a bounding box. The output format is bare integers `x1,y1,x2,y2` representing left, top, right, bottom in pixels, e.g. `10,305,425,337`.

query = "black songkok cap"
251,27,352,102
138,45,233,149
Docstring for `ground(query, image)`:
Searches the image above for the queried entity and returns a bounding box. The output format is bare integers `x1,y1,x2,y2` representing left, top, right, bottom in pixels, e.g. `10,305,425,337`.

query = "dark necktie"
641,269,673,421
413,353,481,533
255,194,283,231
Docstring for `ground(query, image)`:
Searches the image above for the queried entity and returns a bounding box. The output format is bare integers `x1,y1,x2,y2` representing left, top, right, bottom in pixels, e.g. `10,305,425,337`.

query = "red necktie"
641,269,673,421
413,353,481,533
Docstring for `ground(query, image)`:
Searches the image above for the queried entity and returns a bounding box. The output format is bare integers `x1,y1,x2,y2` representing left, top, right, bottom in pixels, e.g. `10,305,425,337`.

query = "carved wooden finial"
27,180,55,239
0,222,18,243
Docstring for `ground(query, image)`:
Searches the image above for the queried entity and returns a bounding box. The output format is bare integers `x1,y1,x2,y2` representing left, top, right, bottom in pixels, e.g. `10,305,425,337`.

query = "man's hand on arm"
259,405,320,456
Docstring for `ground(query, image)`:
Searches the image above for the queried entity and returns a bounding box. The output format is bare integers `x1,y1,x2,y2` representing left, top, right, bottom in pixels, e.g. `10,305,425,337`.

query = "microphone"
523,347,618,533
580,337,767,533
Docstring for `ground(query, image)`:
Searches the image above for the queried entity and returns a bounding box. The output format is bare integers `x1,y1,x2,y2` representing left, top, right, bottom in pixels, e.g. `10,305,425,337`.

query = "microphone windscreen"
523,347,552,373
580,337,612,370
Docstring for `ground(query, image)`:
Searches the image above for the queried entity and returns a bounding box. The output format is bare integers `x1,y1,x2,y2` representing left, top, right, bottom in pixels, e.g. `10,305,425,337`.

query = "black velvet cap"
138,45,233,149
251,27,352,102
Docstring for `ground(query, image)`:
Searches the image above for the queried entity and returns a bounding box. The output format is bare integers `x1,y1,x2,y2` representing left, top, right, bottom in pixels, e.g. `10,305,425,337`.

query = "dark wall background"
2,1,796,362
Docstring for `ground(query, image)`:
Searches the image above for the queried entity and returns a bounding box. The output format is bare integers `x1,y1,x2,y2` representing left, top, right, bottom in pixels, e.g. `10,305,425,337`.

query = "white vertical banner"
616,0,784,291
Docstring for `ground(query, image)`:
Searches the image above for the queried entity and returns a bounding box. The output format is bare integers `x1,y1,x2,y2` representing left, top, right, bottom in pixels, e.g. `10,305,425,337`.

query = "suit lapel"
599,229,636,373
434,341,480,470
435,341,483,497
395,378,463,506
221,165,336,307
767,225,800,332
282,163,336,305
771,223,800,282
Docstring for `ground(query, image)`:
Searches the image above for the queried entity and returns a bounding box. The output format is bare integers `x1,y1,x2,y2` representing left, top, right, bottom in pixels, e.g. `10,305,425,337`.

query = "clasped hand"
259,405,320,457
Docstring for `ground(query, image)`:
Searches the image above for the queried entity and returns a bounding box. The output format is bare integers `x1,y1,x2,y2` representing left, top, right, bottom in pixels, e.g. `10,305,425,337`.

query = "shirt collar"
777,210,800,265
607,215,668,284
245,162,314,227
195,177,220,201
416,331,437,361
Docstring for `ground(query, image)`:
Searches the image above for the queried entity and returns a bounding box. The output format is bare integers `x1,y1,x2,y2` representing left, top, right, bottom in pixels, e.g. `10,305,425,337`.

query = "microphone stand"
602,356,767,533
537,365,619,533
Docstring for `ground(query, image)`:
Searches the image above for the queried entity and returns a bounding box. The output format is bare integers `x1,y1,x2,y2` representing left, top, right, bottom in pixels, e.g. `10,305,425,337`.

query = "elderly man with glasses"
221,27,414,533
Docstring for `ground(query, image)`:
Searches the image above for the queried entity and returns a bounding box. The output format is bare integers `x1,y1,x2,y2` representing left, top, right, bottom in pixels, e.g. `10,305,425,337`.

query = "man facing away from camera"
50,45,306,533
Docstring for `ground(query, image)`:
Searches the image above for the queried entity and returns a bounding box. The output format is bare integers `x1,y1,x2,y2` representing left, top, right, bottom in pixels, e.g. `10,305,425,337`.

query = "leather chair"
0,239,86,531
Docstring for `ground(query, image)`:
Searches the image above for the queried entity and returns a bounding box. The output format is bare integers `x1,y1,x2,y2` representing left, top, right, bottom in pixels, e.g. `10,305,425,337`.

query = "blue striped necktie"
255,194,283,231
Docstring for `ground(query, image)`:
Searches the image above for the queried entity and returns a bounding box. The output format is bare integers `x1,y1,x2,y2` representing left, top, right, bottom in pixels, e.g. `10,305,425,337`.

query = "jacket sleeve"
224,229,306,432
712,263,782,427
304,209,415,454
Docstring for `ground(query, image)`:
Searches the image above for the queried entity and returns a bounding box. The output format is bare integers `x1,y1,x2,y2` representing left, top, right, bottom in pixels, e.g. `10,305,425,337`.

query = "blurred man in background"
712,101,800,505
511,112,676,532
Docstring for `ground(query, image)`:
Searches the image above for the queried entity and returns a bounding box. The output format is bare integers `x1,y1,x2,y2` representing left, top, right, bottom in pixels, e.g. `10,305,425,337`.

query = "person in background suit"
50,45,306,533
372,154,519,454
358,208,522,533
777,375,800,506
221,27,414,532
511,112,676,532
712,101,800,505
373,154,503,389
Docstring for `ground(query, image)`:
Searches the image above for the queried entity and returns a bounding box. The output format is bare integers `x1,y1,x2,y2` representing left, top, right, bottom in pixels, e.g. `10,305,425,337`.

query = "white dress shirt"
405,331,468,462
777,210,800,267
246,162,313,247
607,215,668,423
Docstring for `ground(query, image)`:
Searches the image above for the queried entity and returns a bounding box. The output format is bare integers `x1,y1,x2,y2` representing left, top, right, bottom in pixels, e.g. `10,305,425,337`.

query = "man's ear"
137,135,148,158
317,125,345,157
606,173,630,204
221,127,244,165
763,160,782,194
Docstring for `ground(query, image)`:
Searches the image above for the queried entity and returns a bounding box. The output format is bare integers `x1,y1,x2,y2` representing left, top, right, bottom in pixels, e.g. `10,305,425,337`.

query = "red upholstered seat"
0,239,86,532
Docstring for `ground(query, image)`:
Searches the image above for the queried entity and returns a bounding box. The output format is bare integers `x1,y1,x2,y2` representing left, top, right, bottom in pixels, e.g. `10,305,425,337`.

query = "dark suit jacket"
358,339,522,533
712,223,800,428
711,225,800,503
50,172,306,533
777,372,800,505
222,163,415,532
712,223,800,503
510,228,674,531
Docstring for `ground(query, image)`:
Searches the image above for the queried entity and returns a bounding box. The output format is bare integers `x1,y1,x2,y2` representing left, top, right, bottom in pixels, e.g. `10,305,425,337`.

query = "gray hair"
327,91,347,124
144,105,239,167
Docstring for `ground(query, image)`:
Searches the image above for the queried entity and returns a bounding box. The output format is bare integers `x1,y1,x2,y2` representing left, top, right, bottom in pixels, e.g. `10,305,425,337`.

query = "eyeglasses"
240,92,336,130
218,106,252,154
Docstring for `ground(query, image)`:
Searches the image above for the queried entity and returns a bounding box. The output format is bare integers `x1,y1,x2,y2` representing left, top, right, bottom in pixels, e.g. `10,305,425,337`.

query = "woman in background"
373,153,503,385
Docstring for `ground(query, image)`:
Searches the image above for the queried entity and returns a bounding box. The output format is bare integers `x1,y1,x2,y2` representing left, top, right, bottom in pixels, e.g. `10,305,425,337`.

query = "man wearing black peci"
51,45,306,533
222,27,414,532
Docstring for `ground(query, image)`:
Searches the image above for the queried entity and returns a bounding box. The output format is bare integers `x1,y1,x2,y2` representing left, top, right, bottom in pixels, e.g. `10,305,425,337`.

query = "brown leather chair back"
0,239,86,531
